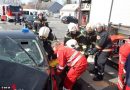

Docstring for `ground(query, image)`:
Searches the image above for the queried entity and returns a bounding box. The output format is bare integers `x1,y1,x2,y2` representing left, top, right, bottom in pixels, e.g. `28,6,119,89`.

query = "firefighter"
52,41,87,90
39,26,57,60
14,12,21,25
33,12,48,33
89,23,112,81
84,23,97,49
118,39,130,90
64,22,87,56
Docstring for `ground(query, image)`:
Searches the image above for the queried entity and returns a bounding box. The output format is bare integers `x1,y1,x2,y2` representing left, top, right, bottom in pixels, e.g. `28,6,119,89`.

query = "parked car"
61,16,78,24
0,29,57,90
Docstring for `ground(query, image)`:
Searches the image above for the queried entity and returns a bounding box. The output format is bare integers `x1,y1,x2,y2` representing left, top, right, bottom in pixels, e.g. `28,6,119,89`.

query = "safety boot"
93,74,103,81
89,68,98,75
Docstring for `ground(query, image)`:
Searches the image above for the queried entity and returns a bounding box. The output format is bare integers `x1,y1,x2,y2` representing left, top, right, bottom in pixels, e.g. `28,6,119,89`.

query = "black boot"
93,74,103,81
89,68,98,75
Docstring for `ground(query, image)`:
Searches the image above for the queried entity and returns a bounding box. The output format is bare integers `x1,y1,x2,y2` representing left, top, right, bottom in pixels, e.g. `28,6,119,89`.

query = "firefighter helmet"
68,23,78,32
39,26,50,39
95,23,104,32
86,23,94,32
66,39,79,49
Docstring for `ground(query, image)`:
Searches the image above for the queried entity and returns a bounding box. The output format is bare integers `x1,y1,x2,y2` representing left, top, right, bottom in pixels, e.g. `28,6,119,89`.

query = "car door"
0,59,49,90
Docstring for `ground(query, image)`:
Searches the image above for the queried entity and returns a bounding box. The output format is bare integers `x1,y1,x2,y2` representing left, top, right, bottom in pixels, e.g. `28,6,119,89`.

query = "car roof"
0,30,37,39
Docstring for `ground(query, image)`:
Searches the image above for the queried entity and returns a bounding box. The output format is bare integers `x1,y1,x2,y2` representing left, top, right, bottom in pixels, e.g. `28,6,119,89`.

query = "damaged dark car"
0,29,57,90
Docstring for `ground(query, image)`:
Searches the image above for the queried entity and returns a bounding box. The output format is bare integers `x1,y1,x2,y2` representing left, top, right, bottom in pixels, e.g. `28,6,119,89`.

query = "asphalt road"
0,17,119,90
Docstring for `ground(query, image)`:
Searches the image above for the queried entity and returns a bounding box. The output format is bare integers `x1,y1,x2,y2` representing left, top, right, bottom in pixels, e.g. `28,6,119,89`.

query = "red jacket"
55,45,87,70
118,40,130,90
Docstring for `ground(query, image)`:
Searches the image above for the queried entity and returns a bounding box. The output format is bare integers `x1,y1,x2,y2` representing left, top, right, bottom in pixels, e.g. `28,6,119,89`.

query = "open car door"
0,59,49,90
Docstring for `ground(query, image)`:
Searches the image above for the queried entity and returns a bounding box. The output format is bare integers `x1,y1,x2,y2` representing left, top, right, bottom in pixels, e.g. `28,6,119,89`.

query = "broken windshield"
0,38,43,66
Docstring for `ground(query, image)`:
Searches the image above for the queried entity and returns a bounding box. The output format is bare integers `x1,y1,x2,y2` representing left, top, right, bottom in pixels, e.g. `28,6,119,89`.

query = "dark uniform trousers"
94,51,110,75
90,30,112,81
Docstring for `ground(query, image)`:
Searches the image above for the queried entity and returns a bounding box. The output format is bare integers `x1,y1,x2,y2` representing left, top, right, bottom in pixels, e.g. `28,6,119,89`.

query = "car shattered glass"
0,39,43,66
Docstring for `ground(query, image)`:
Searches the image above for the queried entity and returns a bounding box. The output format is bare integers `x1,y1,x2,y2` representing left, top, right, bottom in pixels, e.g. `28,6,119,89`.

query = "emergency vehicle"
0,4,23,21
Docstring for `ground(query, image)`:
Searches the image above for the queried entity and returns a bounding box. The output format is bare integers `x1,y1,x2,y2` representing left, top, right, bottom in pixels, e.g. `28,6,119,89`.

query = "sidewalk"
80,55,118,90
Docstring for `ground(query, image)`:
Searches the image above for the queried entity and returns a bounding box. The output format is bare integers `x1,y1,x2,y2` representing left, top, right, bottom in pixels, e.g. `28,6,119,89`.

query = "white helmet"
66,39,79,49
95,23,103,28
86,23,94,32
95,23,104,32
68,23,78,32
39,26,50,39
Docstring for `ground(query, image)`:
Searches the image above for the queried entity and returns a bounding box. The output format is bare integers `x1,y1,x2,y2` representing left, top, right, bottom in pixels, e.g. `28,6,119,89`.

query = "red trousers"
125,85,130,90
64,57,87,90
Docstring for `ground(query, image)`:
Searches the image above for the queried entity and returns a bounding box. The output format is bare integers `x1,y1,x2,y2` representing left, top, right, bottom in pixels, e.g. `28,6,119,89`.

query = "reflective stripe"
98,72,104,75
127,42,130,43
119,54,125,65
96,45,102,49
82,45,87,49
71,54,83,67
68,51,78,62
102,49,112,52
58,65,64,70
118,77,124,89
123,69,126,74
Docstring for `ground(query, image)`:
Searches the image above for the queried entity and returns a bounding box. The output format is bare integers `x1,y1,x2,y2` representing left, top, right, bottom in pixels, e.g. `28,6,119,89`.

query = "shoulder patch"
97,35,101,40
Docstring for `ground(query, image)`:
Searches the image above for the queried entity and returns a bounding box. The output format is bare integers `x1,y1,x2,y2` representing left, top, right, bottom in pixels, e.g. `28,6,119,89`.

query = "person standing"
89,23,112,81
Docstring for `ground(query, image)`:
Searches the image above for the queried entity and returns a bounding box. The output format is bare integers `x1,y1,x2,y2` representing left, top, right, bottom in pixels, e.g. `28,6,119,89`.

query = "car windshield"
9,6,21,12
0,38,43,66
26,15,34,21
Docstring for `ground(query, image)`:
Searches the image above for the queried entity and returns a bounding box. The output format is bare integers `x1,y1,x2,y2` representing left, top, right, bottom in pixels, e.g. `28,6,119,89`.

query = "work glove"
55,65,63,75
88,48,98,55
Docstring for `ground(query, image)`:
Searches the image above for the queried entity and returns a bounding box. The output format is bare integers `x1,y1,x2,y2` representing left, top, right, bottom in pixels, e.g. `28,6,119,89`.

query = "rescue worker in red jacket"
65,39,80,51
118,39,130,90
52,41,87,90
89,23,113,81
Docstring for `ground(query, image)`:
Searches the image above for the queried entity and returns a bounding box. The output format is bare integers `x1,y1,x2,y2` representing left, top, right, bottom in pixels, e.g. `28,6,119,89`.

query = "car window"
0,39,44,66
23,11,29,15
26,15,34,21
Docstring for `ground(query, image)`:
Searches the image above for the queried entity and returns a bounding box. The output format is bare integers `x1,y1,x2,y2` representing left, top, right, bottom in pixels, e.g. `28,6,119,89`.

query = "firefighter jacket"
42,32,57,60
96,30,112,51
64,31,87,53
82,30,97,47
55,45,87,71
118,40,130,90
33,17,48,32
